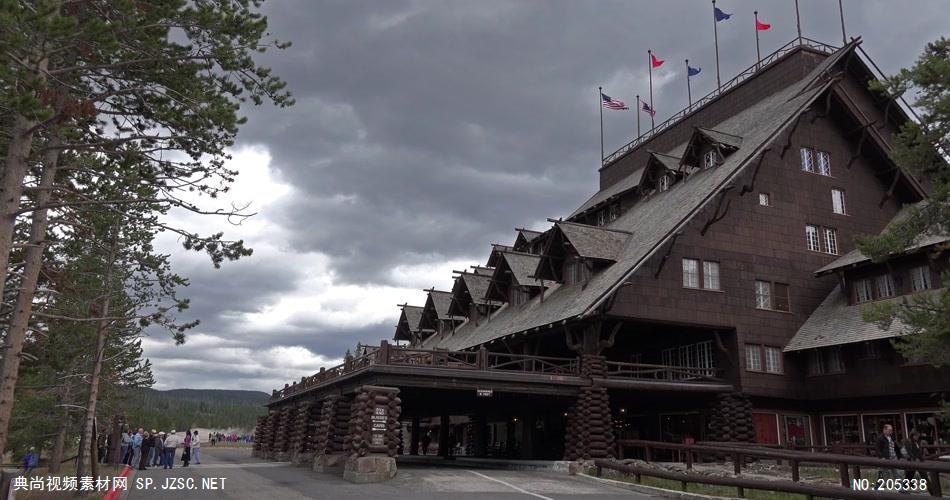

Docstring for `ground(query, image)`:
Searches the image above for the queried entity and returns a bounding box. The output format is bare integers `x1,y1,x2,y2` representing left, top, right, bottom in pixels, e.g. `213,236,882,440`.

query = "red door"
753,413,779,445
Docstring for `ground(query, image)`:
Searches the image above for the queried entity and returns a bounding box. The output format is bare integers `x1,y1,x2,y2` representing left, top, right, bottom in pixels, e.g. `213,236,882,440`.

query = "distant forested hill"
118,388,269,432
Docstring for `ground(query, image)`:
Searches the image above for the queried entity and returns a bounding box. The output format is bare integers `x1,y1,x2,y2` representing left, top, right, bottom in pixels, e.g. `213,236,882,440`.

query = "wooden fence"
603,439,950,498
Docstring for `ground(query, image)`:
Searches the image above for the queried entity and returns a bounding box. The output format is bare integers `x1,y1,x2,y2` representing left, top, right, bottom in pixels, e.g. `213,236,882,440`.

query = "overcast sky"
143,0,950,393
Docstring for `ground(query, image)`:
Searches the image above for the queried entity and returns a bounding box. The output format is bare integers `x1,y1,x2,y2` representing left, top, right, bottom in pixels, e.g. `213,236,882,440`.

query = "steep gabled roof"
472,266,494,276
448,271,497,316
649,151,682,172
430,41,857,351
486,243,513,268
680,127,744,167
393,305,424,341
556,222,631,262
784,286,943,352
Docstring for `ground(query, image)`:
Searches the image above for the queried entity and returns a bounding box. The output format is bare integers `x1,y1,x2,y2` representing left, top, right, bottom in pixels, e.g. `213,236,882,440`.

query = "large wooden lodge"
256,37,949,468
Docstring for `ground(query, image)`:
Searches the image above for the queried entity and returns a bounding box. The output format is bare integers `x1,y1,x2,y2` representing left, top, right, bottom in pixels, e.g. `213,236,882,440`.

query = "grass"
609,472,810,500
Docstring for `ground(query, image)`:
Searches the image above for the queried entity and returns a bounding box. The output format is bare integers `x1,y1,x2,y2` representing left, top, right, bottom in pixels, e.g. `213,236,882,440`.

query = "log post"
410,417,420,455
790,459,800,482
379,340,390,365
733,452,742,475
839,462,850,487
342,385,402,483
439,414,450,457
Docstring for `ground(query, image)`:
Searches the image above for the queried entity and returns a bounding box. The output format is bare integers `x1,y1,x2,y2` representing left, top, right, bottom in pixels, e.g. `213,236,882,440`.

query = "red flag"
651,53,664,68
755,19,771,31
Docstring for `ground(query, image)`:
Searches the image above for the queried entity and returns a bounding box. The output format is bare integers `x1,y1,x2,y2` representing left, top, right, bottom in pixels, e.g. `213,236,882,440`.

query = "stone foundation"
312,452,347,473
343,456,397,483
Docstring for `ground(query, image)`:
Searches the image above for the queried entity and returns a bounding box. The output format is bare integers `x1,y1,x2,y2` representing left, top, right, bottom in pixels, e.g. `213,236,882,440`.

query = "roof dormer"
513,228,546,254
680,127,743,172
393,304,424,343
535,221,632,282
485,250,549,304
419,289,464,339
644,151,684,193
448,270,500,322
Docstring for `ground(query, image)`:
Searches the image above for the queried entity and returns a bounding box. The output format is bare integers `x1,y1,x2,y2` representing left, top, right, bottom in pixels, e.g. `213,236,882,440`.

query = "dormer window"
596,210,607,227
658,174,671,192
703,150,719,169
608,203,620,222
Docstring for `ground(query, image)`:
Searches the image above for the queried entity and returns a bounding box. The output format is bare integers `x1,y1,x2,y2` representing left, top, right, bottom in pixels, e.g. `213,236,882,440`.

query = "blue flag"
688,66,702,77
714,7,732,21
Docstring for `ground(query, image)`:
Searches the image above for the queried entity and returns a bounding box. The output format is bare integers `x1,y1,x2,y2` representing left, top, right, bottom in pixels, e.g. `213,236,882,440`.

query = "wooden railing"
605,360,723,382
602,439,950,499
487,353,578,375
601,37,839,166
270,342,727,402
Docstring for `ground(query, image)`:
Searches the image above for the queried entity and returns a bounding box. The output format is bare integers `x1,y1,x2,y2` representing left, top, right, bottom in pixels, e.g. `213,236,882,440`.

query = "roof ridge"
555,219,634,236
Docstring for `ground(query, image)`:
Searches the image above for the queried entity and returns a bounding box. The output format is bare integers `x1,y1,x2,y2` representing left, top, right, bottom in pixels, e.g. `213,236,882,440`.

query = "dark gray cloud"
148,0,950,390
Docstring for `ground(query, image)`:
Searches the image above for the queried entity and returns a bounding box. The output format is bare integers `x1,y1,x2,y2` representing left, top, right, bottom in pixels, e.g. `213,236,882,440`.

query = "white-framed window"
800,147,815,173
875,274,895,298
910,265,932,291
702,261,720,290
658,174,671,192
755,280,771,309
817,151,831,176
682,258,699,288
823,227,838,255
832,188,847,215
745,344,762,371
759,192,771,206
854,278,873,303
704,150,719,169
805,225,821,252
764,346,783,373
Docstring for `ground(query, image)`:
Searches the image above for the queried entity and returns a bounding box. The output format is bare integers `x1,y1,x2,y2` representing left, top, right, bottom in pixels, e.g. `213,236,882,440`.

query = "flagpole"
794,0,802,43
636,94,641,137
598,86,604,164
838,0,847,45
647,49,655,130
712,0,721,88
754,11,761,68
686,59,692,106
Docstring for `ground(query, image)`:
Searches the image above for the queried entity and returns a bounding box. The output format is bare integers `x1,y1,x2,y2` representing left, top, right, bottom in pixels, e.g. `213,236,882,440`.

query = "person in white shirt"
163,430,181,469
191,430,201,464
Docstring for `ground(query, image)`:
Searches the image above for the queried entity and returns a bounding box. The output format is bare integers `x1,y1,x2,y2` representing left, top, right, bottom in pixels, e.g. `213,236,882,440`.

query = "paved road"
117,447,655,499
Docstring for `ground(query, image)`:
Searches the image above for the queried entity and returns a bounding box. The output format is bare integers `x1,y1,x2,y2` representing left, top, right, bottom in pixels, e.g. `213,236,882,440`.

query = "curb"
574,472,741,500
103,465,132,500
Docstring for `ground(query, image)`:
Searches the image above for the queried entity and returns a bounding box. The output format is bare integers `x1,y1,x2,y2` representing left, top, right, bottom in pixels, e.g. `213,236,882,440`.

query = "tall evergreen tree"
860,38,950,365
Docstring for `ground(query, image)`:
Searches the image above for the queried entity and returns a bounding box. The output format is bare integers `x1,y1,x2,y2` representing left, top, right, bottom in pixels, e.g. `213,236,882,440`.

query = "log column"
252,415,267,458
343,385,402,483
290,400,319,465
313,395,352,472
707,392,755,443
562,321,619,461
273,404,294,461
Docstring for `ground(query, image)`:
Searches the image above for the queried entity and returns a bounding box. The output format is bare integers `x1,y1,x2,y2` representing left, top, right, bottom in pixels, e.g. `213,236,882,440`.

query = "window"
703,150,719,169
854,279,873,303
816,151,831,176
784,416,812,446
806,224,838,254
863,414,902,447
831,188,847,215
658,174,671,192
805,225,821,252
702,261,720,290
596,210,607,227
755,280,771,309
682,258,699,288
510,286,529,306
823,227,838,255
800,147,815,173
608,203,620,222
861,341,882,360
800,147,832,176
564,260,589,285
875,274,895,298
758,192,771,206
756,280,790,312
764,346,783,373
824,415,861,444
745,344,762,371
808,347,844,375
910,265,932,291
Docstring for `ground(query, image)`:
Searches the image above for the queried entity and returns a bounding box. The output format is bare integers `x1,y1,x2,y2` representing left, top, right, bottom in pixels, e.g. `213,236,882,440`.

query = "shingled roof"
784,286,943,352
448,271,496,316
555,222,631,262
393,305,424,341
421,42,857,351
569,166,646,219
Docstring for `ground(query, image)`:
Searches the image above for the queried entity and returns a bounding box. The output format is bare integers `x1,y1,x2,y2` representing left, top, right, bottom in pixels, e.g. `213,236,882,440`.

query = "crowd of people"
98,427,202,470
875,424,928,481
207,431,253,445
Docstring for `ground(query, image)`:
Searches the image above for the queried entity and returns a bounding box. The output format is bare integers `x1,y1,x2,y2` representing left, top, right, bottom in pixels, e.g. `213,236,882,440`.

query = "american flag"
601,93,629,110
640,100,656,117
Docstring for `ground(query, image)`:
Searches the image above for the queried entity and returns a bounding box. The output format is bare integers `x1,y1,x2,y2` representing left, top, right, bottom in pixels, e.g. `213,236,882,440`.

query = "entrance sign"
476,389,493,397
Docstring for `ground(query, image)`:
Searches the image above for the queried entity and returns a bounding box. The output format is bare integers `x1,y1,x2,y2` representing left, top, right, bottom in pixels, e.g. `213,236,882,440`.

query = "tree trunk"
49,415,68,474
0,139,59,455
75,231,117,479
